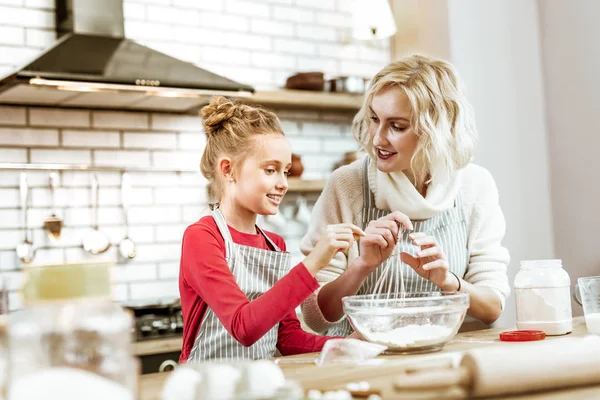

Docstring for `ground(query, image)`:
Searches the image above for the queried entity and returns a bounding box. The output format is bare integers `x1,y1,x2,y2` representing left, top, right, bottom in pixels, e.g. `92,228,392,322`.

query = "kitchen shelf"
287,178,326,192
243,89,364,111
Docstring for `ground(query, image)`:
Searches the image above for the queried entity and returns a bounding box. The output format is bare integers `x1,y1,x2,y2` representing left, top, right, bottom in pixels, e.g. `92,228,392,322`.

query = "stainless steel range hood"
0,0,254,113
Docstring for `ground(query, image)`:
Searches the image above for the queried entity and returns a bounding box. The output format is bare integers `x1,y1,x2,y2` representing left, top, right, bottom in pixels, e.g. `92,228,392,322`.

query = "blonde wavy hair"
353,54,477,187
200,96,284,201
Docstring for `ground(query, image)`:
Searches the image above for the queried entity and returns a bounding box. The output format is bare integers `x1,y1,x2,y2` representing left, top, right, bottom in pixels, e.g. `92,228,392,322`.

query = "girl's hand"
354,211,413,273
400,232,460,291
304,223,365,275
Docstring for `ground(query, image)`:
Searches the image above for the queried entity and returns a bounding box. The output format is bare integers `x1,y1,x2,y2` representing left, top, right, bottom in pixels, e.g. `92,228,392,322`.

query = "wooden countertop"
133,336,182,357
139,317,600,400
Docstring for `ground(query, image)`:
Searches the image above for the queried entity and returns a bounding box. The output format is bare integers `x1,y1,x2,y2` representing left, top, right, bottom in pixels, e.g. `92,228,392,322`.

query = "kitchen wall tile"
30,187,90,208
225,32,271,51
178,132,206,151
0,45,39,67
94,150,151,167
301,121,344,136
93,111,149,130
63,207,93,227
251,51,295,69
0,209,21,229
154,187,206,205
171,0,224,12
130,280,179,300
300,154,339,172
0,250,17,271
0,230,20,251
30,149,91,164
125,20,173,41
154,223,186,242
0,0,22,7
297,56,338,74
147,5,200,25
30,108,90,128
158,262,179,279
24,0,55,8
276,120,298,137
123,132,177,150
28,247,65,264
127,205,180,225
178,172,206,187
123,2,146,21
111,263,158,282
111,283,129,302
150,114,203,132
250,18,294,37
273,38,317,56
322,137,360,154
0,188,19,208
64,246,118,263
2,270,22,291
288,137,322,153
315,10,351,28
0,6,54,29
298,0,335,11
62,130,121,148
0,106,26,125
0,26,24,45
276,109,320,121
226,1,270,17
296,24,337,42
171,26,224,46
98,187,154,206
182,205,204,224
126,171,179,187
0,148,27,163
152,150,199,170
199,12,249,32
131,243,181,262
272,5,314,23
123,0,169,5
0,127,58,146
202,46,251,66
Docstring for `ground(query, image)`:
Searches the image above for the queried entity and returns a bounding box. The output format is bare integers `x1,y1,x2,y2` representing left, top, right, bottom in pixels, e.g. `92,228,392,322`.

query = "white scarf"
367,157,462,220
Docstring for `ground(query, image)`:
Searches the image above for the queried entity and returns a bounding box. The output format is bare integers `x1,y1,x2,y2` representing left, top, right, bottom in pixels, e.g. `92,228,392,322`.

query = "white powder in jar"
365,324,452,348
9,367,134,400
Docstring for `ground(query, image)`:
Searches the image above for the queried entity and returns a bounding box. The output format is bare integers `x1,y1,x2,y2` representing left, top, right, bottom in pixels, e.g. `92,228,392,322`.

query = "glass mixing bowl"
343,292,470,353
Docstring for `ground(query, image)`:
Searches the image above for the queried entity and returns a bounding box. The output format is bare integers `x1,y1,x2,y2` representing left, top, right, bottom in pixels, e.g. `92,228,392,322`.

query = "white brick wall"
0,1,390,309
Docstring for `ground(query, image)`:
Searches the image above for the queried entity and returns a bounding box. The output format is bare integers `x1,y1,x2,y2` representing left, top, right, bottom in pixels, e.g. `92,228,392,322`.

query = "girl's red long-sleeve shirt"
179,215,332,362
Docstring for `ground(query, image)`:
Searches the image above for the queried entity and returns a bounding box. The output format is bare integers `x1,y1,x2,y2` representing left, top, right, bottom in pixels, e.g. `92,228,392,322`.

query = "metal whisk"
372,230,406,299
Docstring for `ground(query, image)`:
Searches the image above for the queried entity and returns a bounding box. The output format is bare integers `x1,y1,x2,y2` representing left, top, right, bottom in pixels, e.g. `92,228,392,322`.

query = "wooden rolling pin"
395,335,600,398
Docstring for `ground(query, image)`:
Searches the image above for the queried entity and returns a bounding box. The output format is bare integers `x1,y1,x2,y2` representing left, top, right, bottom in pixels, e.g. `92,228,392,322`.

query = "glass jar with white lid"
514,259,572,335
6,262,138,400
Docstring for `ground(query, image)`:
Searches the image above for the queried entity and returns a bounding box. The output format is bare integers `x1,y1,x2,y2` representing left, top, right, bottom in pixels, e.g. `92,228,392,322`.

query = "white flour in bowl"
365,324,453,348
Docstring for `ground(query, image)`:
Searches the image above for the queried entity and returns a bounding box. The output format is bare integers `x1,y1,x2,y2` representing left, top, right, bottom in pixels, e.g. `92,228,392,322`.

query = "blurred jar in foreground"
514,259,572,335
7,262,137,400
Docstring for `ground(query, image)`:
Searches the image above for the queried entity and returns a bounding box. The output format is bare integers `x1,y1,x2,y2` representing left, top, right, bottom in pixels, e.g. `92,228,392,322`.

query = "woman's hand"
304,223,365,276
354,211,413,273
400,232,460,291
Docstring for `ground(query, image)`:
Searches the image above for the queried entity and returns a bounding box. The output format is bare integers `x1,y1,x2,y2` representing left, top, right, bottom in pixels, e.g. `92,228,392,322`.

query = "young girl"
179,96,363,362
300,54,511,335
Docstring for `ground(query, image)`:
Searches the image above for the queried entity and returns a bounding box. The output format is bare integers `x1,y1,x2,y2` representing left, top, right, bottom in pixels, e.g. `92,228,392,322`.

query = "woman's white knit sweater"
299,156,511,333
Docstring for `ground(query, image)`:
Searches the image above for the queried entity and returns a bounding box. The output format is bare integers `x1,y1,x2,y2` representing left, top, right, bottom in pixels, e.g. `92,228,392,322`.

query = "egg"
236,360,286,398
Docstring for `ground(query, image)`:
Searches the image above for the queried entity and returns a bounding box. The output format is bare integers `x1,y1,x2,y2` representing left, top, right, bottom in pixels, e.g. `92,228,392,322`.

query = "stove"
123,299,183,341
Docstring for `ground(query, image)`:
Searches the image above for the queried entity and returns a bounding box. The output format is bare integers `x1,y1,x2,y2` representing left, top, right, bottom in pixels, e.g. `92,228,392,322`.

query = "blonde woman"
300,54,510,335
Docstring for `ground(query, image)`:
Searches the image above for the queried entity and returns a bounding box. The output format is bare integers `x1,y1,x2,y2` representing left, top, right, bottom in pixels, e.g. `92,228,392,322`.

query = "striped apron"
328,157,469,336
188,207,290,361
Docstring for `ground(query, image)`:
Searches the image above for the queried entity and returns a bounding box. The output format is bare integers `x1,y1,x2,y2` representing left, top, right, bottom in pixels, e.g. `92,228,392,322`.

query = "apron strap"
362,156,376,228
211,206,283,258
211,206,235,260
255,225,282,252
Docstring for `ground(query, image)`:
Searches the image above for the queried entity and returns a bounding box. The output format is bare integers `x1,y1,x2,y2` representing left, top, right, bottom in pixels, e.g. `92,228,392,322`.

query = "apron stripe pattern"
328,157,469,336
188,207,291,362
